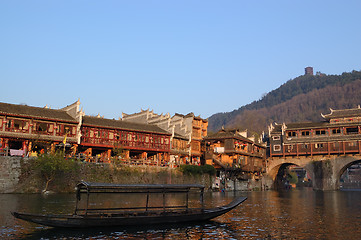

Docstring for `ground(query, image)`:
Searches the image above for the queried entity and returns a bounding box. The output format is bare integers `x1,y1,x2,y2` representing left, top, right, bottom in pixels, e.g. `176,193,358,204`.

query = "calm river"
1,189,361,239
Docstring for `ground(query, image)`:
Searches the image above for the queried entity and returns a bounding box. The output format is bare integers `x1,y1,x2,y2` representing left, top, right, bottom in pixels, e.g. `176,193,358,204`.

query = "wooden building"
0,101,172,164
0,101,82,156
122,110,208,166
269,106,361,157
188,113,208,164
204,128,266,179
80,115,171,164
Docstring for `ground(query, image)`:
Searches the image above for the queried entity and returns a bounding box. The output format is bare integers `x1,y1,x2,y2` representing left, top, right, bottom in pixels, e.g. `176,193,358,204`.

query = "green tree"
35,151,78,192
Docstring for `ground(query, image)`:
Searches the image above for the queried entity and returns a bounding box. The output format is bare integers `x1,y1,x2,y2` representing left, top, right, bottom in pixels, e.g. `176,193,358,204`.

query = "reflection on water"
1,189,361,239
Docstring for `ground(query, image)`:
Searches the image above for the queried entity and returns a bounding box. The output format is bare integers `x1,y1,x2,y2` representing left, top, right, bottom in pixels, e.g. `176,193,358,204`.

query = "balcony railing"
81,137,170,150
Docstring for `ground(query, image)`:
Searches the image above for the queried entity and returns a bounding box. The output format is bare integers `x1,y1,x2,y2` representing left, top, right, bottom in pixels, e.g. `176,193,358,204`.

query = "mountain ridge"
208,70,361,134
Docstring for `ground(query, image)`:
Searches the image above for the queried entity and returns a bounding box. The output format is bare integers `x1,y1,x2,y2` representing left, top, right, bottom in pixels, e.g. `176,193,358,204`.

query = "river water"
1,189,361,239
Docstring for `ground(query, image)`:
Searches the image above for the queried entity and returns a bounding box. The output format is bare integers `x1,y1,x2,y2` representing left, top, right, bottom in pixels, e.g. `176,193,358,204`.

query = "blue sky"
1,1,360,119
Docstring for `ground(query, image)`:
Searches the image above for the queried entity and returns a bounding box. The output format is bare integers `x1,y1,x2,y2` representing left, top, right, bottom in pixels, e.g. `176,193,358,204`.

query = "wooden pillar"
327,142,331,156
72,144,78,156
22,141,27,151
50,143,55,153
4,139,8,148
125,150,130,159
107,149,111,163
86,148,92,162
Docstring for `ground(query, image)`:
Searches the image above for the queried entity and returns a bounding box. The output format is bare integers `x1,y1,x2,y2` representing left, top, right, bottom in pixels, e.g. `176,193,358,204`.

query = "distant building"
305,67,314,76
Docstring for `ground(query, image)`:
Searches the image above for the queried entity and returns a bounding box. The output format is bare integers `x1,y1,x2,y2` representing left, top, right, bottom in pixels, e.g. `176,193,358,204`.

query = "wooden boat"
12,181,246,228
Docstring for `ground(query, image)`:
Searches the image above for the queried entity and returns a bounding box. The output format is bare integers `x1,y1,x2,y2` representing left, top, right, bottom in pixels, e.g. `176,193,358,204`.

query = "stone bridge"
265,154,361,190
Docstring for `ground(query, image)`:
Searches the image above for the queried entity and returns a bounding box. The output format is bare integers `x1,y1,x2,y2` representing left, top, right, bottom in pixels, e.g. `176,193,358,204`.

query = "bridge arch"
267,157,313,189
333,156,361,189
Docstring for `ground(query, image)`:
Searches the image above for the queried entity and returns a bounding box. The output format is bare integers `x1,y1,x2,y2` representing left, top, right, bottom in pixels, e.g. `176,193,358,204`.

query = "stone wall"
0,156,22,193
0,156,216,193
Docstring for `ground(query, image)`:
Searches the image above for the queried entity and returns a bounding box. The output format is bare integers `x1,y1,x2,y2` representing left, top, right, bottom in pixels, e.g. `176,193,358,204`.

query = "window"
273,145,281,151
332,128,341,134
95,131,100,138
346,127,359,135
287,145,293,152
301,131,310,136
14,120,23,129
37,122,47,132
121,132,126,140
315,130,326,135
315,143,324,149
272,136,280,140
65,126,70,134
287,132,296,137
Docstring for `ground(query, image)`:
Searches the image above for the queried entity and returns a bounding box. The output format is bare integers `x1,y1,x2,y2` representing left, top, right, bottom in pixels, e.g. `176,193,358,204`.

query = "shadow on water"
16,220,240,240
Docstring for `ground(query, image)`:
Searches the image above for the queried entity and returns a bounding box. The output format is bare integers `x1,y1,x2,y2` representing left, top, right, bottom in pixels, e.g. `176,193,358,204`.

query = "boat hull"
12,197,246,228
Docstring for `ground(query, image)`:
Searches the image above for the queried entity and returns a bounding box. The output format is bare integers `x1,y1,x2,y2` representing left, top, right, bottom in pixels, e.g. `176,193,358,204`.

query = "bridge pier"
309,160,339,190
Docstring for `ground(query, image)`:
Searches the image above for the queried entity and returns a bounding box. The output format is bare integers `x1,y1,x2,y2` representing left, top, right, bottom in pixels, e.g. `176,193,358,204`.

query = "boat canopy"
76,181,205,194
74,181,206,215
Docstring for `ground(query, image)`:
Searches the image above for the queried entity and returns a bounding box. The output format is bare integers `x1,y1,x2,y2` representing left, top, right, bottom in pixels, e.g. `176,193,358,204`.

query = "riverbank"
0,156,268,193
0,156,215,193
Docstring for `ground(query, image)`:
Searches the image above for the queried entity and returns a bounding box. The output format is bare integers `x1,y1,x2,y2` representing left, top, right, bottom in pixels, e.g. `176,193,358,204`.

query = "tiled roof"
322,107,361,120
0,102,76,122
82,116,171,135
173,133,189,140
205,129,252,143
270,124,282,134
285,122,329,129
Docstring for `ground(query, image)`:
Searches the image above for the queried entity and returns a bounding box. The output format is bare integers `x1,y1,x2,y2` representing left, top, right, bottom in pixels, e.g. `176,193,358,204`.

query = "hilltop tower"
305,66,314,76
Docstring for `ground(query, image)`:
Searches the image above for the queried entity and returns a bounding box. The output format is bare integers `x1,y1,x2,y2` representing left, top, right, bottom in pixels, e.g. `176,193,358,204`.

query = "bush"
201,164,216,175
179,164,216,175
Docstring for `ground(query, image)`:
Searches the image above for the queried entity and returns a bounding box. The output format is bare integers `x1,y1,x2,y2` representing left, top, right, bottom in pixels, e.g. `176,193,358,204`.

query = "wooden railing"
272,140,361,157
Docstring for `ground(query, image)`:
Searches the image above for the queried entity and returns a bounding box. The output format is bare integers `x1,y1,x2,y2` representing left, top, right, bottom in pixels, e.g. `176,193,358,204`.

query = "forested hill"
208,70,361,134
